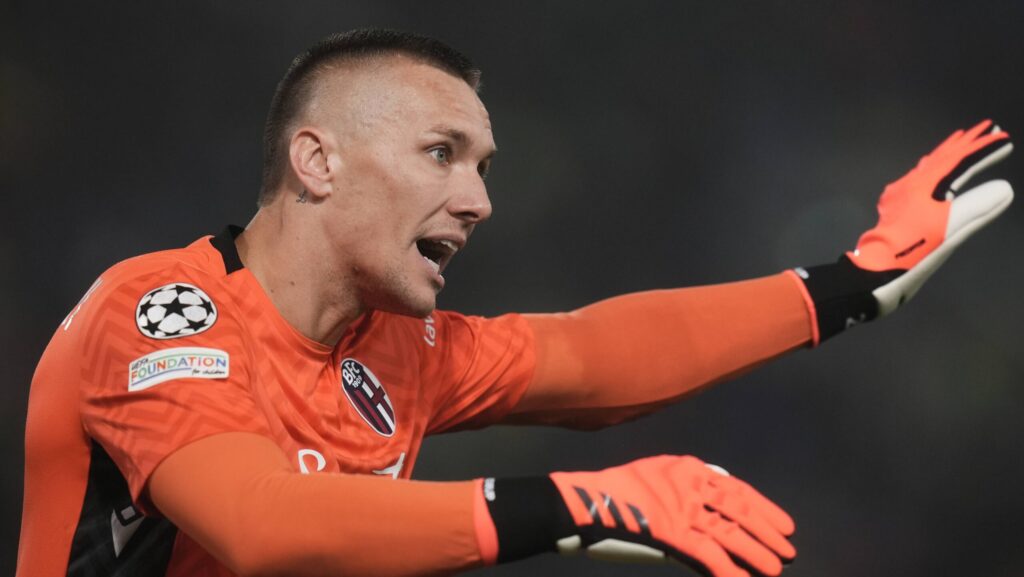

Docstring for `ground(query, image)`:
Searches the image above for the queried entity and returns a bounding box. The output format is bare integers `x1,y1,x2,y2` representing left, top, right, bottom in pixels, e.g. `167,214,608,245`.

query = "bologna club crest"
340,358,396,437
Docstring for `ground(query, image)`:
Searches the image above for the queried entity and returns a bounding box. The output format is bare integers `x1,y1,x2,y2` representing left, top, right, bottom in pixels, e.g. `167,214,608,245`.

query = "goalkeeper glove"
480,455,795,577
791,119,1014,343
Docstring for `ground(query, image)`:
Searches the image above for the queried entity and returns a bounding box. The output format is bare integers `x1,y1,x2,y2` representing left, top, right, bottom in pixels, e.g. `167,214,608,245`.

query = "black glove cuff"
484,476,576,564
797,256,902,342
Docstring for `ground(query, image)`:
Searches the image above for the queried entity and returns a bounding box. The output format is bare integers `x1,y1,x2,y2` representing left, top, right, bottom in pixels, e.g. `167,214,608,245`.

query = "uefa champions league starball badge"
136,283,218,339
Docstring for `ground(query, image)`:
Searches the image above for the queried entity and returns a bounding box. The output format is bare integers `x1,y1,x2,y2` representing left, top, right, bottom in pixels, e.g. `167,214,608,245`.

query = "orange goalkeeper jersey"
18,226,536,577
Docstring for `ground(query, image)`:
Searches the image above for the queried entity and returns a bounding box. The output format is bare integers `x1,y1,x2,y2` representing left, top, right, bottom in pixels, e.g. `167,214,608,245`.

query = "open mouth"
415,238,460,275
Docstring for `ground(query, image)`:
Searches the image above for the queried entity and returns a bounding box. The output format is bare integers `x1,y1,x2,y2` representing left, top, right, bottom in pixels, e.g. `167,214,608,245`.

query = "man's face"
314,57,495,318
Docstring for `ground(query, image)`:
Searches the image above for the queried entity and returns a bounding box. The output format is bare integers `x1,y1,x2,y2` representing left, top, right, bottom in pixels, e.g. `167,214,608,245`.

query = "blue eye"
429,147,451,165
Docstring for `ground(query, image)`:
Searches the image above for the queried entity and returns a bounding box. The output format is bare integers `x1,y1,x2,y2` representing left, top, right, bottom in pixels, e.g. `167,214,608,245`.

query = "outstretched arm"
150,433,794,577
513,273,812,427
512,121,1012,428
149,432,487,577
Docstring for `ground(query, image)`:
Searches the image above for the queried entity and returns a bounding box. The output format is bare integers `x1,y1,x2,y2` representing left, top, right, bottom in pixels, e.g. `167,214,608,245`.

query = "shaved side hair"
258,28,482,205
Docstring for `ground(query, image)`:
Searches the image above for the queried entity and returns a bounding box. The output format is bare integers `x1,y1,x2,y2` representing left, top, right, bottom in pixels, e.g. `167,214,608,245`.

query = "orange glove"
483,455,795,577
793,120,1013,343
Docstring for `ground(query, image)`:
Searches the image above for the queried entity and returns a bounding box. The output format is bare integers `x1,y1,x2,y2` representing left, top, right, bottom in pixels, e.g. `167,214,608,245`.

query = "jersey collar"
207,224,370,353
210,225,245,275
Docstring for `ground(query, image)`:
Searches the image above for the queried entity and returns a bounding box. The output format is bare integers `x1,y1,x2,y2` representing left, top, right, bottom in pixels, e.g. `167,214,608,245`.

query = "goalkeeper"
17,29,1013,577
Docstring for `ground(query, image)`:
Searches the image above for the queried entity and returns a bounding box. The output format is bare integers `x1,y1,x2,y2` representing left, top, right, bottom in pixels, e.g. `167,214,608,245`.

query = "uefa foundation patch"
128,347,230,391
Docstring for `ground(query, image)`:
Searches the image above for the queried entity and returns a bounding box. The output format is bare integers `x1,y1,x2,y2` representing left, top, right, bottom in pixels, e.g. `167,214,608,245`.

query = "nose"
447,170,492,224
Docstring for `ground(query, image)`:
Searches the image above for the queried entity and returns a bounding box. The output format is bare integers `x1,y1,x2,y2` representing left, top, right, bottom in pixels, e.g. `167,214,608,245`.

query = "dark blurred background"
4,1,1023,575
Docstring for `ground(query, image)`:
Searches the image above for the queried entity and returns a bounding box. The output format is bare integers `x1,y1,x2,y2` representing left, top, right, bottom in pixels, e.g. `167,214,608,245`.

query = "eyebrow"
426,125,498,157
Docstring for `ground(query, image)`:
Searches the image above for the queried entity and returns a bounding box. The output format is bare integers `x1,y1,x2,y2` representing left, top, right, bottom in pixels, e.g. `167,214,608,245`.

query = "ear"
288,127,339,200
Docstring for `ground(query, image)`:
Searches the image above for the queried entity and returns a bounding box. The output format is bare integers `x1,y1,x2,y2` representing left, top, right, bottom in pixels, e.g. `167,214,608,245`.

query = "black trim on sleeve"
66,442,177,576
209,225,246,274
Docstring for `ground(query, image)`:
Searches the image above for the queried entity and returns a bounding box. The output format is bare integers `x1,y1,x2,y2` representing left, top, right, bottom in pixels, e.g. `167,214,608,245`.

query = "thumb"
946,179,1014,243
871,179,1015,316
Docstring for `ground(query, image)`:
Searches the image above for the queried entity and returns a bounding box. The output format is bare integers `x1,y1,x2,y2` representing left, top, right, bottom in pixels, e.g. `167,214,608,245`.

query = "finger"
712,495,796,560
933,128,966,153
713,476,795,536
950,140,1013,193
962,119,994,142
705,518,784,577
928,121,999,165
935,125,1007,163
935,132,1013,198
964,128,1011,154
946,179,1014,242
670,531,750,577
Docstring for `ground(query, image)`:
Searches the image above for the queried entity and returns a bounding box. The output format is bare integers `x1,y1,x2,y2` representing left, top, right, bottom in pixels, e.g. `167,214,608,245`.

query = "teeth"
423,255,440,272
437,239,458,254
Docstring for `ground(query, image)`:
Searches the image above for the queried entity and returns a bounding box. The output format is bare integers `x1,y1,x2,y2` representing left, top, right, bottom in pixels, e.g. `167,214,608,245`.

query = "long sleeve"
509,272,813,428
148,432,491,577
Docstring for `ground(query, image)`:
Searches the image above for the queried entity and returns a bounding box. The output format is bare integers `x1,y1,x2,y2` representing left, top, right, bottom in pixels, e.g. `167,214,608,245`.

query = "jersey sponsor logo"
136,282,218,339
372,452,406,479
340,358,396,437
128,347,229,391
298,449,327,474
423,315,437,347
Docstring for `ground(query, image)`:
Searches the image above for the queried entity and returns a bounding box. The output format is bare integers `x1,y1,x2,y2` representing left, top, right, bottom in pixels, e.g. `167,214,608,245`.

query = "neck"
235,200,363,347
